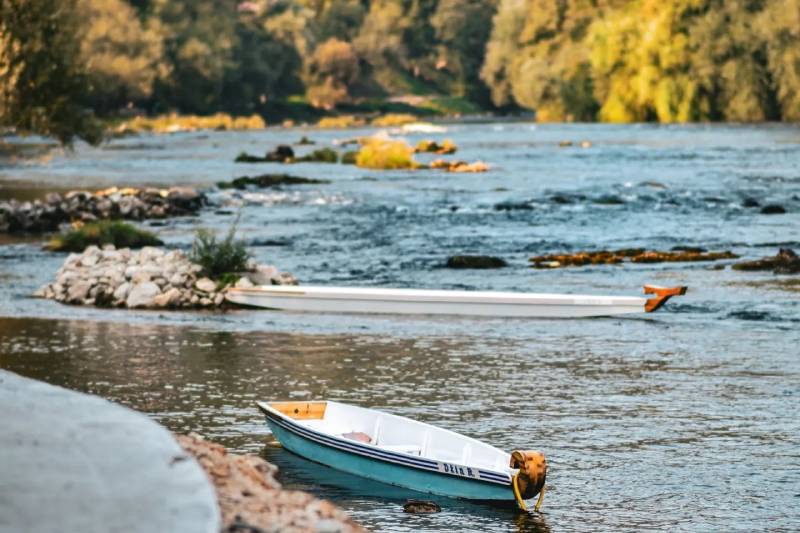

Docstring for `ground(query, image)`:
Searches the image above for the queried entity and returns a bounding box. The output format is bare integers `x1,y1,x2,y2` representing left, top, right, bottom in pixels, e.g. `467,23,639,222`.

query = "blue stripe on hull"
266,418,513,501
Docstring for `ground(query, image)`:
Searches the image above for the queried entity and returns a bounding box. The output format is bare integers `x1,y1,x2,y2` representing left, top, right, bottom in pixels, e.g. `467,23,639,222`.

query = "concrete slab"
0,370,220,533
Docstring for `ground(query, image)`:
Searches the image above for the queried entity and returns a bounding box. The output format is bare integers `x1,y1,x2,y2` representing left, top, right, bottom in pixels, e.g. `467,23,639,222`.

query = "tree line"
2,0,799,144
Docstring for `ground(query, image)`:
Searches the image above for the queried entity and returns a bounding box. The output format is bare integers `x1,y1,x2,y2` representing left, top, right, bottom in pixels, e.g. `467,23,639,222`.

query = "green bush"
46,221,162,252
341,150,358,164
295,147,338,163
355,138,421,170
189,221,251,278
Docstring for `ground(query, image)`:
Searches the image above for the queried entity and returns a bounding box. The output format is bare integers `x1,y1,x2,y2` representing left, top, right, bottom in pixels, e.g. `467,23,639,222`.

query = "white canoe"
257,400,547,510
227,284,686,318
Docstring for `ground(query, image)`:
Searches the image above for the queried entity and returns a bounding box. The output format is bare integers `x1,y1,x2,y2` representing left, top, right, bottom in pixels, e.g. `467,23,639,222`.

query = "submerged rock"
733,248,800,274
446,255,508,269
530,248,738,268
761,204,787,215
217,174,329,189
742,197,761,208
403,500,442,513
494,201,534,211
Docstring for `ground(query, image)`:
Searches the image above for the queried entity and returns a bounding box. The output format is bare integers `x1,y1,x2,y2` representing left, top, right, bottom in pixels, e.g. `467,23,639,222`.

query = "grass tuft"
46,221,163,252
189,219,251,278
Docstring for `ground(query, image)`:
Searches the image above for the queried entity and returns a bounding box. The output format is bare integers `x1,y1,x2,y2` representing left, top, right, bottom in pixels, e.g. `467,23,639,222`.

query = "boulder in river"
217,174,329,190
761,204,787,215
446,255,508,269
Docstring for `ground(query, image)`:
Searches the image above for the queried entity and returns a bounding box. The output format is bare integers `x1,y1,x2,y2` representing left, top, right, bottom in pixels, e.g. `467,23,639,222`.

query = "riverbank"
0,369,365,533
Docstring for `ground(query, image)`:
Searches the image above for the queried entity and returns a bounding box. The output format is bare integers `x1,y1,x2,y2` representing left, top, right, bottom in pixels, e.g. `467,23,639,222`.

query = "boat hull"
228,286,647,318
264,414,513,501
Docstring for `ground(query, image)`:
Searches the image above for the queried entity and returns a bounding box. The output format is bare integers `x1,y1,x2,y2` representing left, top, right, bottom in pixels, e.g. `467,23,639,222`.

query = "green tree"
78,0,166,114
430,0,496,103
0,0,102,144
306,38,360,109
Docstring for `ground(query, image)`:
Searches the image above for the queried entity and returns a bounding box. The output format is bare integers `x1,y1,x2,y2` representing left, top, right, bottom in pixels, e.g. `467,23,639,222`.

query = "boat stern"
643,285,688,312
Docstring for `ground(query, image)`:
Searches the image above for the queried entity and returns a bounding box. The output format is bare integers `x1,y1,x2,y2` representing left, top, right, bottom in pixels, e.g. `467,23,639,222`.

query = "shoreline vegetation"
3,1,800,147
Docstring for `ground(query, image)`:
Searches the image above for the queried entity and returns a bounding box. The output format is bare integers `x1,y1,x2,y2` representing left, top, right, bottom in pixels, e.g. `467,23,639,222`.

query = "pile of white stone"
34,245,296,309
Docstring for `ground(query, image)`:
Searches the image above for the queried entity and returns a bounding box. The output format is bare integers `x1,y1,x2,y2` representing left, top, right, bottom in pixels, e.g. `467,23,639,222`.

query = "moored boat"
228,284,687,318
257,400,547,511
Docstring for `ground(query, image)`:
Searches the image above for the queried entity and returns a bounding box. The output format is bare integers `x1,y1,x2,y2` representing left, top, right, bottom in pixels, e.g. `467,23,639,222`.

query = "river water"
1,123,799,531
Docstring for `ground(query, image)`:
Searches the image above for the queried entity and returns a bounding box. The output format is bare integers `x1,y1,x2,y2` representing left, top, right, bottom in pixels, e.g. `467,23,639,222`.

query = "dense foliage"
2,0,800,143
482,0,800,122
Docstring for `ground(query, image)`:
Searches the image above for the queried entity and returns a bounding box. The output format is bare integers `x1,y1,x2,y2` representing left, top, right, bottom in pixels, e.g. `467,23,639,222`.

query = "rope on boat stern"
510,450,547,512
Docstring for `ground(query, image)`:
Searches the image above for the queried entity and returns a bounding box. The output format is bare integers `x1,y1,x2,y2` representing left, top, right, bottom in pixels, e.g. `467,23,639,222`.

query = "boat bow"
510,450,547,512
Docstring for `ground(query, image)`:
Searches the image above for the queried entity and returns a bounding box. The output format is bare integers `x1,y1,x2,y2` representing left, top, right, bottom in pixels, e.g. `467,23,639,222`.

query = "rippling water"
1,123,799,531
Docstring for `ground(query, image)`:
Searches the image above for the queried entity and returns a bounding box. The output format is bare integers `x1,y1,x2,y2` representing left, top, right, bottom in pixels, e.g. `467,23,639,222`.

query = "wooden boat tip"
643,284,688,312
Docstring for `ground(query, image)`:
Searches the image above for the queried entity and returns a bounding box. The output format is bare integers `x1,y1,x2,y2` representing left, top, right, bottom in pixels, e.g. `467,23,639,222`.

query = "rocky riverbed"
0,186,205,233
34,245,296,309
177,433,366,533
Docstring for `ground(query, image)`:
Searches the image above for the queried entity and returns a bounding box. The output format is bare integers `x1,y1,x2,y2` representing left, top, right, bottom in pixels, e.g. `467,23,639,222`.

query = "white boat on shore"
257,400,547,510
227,284,686,318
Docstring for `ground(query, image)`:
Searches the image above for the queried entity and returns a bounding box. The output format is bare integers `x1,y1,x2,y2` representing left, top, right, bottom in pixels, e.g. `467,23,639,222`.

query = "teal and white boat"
256,400,547,511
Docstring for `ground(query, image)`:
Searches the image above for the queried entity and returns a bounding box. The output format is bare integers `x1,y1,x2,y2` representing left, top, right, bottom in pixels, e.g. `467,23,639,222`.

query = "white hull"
226,285,659,318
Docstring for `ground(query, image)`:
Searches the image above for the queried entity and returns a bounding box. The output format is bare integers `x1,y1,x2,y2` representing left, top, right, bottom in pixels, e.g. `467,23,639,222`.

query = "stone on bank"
34,245,296,309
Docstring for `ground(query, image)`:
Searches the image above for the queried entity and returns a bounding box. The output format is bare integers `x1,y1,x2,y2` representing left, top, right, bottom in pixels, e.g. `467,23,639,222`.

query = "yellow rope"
511,473,527,511
533,482,546,512
512,471,546,513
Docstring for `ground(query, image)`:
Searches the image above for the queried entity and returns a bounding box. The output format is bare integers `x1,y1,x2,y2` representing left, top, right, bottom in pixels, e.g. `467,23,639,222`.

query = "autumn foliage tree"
0,0,102,144
306,38,359,109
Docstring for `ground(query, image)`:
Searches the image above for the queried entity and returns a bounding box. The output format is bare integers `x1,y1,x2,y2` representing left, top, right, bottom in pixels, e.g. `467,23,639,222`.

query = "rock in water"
126,282,160,308
266,144,295,162
761,204,787,214
446,255,508,269
403,500,441,513
733,248,800,274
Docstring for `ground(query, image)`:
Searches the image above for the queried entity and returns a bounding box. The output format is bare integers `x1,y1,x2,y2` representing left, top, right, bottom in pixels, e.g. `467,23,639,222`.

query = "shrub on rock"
190,223,250,278
355,139,421,170
46,221,162,252
295,147,338,163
